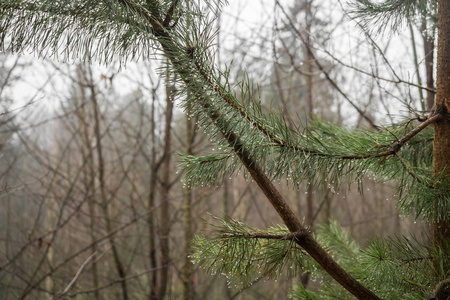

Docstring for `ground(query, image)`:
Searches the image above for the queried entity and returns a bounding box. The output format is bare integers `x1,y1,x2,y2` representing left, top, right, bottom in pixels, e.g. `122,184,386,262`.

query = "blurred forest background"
0,0,435,299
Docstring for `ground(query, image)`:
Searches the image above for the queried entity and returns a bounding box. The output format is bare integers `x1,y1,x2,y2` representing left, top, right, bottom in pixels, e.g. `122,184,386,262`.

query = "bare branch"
54,251,98,300
276,1,379,130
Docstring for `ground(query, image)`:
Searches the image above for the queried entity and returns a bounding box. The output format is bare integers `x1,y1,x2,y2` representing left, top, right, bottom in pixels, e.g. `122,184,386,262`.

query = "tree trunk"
301,0,314,287
148,86,159,300
433,0,450,247
156,75,174,300
421,21,436,110
305,0,314,229
89,66,128,300
77,66,100,300
44,112,58,296
409,22,425,110
182,113,194,300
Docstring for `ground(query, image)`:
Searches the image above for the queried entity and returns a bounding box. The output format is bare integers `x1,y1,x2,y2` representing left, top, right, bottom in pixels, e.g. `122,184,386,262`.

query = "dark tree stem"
433,0,450,248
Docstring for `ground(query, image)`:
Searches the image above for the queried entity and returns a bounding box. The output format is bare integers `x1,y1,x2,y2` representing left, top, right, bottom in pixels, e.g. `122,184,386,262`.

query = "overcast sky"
4,0,428,126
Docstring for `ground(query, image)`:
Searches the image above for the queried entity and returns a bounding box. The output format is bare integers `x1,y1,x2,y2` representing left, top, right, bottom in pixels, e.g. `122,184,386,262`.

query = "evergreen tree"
1,0,449,299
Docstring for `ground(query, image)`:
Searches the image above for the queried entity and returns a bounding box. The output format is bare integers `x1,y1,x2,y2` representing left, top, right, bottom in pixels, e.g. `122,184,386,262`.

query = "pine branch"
184,43,441,179
188,46,293,150
222,230,309,241
0,0,161,64
3,1,443,299
180,115,438,192
394,152,436,189
193,217,311,288
349,0,436,35
358,235,443,298
149,13,380,299
399,177,450,222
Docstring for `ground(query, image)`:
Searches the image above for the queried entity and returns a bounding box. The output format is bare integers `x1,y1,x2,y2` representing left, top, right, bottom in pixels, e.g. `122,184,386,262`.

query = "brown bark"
231,132,380,300
433,0,450,246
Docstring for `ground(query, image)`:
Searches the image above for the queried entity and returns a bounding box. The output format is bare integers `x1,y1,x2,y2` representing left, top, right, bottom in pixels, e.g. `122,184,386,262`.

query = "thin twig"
394,152,436,189
67,268,163,297
54,251,98,299
340,113,442,159
322,47,436,94
276,1,379,130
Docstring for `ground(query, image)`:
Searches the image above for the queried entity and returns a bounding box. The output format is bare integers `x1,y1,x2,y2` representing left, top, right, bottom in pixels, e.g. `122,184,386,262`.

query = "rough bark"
433,0,450,247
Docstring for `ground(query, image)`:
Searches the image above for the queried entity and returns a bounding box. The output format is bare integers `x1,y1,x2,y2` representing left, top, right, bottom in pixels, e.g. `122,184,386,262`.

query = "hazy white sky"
4,0,427,126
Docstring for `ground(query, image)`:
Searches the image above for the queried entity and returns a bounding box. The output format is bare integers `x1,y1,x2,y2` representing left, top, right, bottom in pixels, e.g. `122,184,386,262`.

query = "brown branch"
394,152,437,189
144,4,443,299
189,112,441,165
340,113,442,160
151,24,381,300
88,64,129,300
271,21,296,129
188,48,291,150
162,0,180,27
278,36,320,77
430,277,450,300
